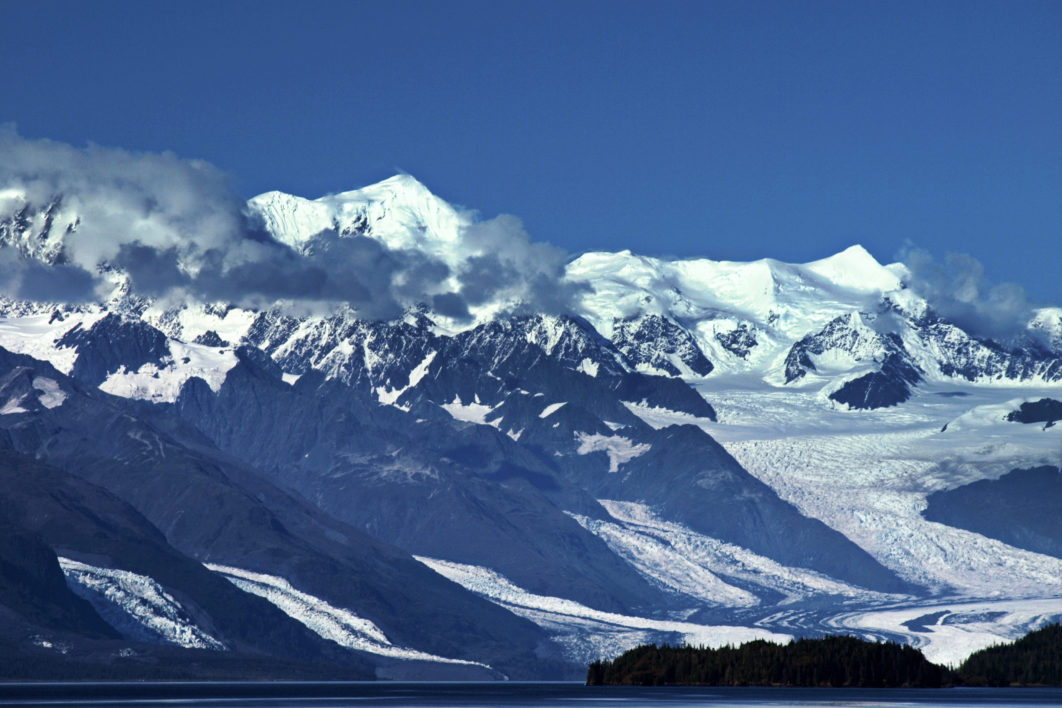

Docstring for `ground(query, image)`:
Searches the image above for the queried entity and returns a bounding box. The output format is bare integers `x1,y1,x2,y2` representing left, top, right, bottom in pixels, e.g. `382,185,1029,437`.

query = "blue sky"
3,0,1060,302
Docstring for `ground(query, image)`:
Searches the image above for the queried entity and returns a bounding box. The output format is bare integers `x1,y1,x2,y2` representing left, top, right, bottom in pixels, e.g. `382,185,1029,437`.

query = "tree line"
587,624,1062,687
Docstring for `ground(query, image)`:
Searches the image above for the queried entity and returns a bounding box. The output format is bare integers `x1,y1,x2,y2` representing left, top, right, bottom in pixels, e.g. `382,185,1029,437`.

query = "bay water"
3,682,1062,707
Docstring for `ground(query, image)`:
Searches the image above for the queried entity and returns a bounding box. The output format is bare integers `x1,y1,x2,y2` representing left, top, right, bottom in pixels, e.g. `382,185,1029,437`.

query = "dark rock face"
56,314,171,386
611,314,714,376
174,341,669,614
924,466,1062,559
829,338,923,410
0,450,386,681
193,330,229,347
609,373,717,421
1006,398,1062,426
785,315,923,409
715,323,758,359
829,368,911,409
785,315,880,384
917,317,1062,383
0,519,116,640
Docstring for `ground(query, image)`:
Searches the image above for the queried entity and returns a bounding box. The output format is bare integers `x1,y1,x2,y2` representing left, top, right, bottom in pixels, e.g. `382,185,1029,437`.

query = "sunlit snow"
622,400,715,431
0,397,28,415
440,394,497,426
98,340,237,403
576,358,599,377
31,377,66,408
0,310,106,374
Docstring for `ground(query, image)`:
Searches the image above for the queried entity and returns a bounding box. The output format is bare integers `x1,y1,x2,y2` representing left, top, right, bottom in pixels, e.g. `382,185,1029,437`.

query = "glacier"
206,563,493,670
414,555,791,665
60,558,225,650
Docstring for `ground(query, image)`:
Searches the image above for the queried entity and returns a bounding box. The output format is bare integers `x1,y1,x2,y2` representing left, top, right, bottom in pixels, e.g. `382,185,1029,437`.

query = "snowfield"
98,339,237,403
31,376,66,408
573,433,650,473
0,309,106,374
440,394,497,425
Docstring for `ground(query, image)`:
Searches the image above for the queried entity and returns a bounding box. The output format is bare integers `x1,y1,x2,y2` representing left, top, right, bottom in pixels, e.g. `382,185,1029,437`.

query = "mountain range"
1,174,1060,678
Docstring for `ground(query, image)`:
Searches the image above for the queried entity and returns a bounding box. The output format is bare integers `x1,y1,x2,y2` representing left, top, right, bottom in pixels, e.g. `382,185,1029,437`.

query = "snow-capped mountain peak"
248,173,466,259
803,244,903,294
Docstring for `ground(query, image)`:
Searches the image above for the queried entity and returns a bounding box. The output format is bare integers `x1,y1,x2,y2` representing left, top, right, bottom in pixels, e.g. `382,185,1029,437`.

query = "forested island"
587,624,1062,687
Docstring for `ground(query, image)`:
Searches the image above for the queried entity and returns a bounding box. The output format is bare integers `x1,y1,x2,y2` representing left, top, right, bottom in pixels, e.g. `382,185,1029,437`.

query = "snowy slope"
568,245,900,348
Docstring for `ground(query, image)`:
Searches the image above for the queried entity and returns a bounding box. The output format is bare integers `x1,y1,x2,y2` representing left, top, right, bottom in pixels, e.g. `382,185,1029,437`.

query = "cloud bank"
899,246,1035,342
0,129,580,320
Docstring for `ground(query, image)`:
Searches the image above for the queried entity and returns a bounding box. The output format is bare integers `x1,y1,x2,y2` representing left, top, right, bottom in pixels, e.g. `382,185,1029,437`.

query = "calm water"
2,682,1062,707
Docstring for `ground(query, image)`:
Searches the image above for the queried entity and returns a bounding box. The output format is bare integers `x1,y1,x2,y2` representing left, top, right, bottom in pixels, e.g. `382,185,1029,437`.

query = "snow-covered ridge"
205,563,491,669
7,172,1059,394
59,558,225,650
566,245,902,343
